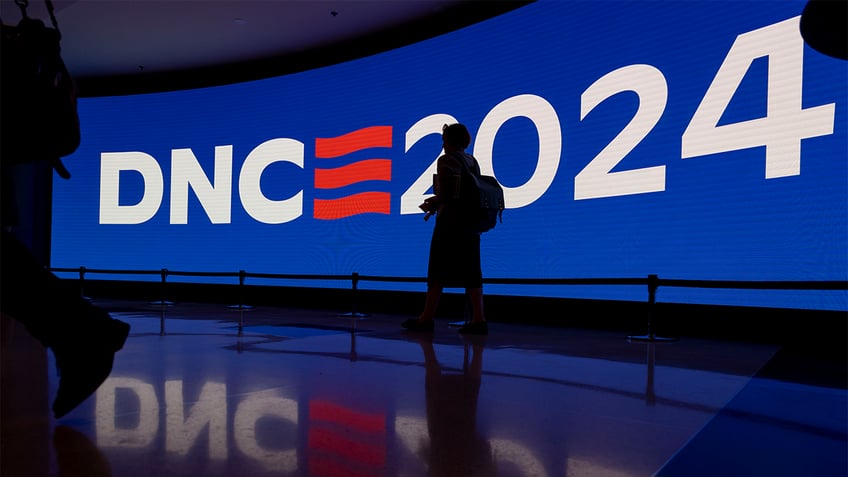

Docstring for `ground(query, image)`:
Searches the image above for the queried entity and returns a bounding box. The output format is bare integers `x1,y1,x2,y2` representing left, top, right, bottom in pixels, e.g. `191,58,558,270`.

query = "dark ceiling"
0,0,531,97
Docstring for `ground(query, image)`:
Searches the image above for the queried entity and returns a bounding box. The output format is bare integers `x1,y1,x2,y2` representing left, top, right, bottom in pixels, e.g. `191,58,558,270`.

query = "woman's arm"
420,154,462,215
435,154,462,201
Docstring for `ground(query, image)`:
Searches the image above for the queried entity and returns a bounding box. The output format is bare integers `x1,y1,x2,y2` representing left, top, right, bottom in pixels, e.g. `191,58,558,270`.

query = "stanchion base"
338,312,369,318
227,304,254,311
627,334,678,343
149,300,174,307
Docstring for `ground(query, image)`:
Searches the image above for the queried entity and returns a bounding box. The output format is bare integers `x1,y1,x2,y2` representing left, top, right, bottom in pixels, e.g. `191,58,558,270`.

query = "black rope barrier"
49,266,848,341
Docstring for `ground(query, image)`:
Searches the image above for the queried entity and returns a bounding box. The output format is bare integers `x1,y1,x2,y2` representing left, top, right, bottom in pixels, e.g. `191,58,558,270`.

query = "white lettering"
233,391,299,472
239,138,305,224
96,377,159,447
170,147,233,224
99,152,164,224
576,64,667,200
682,17,835,178
165,380,228,459
400,113,458,215
475,94,561,209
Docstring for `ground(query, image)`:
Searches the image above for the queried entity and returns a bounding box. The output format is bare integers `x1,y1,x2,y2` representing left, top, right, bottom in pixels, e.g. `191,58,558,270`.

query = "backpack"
453,152,505,233
1,2,79,179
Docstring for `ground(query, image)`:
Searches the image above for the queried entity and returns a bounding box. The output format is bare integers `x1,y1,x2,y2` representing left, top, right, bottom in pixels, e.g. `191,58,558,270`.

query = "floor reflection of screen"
51,1,847,311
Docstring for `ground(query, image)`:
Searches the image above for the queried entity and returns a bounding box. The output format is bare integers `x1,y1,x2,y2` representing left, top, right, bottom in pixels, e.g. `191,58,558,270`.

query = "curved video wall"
51,1,848,310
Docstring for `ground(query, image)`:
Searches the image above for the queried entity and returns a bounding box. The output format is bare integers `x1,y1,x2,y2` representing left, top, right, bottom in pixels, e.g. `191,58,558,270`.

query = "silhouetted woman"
402,123,488,335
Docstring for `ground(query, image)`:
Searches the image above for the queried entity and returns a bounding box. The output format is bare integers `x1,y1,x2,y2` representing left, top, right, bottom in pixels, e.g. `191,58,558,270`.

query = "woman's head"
442,123,471,150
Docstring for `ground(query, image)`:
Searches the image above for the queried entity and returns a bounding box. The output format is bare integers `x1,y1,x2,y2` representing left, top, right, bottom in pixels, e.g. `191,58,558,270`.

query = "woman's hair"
442,123,471,149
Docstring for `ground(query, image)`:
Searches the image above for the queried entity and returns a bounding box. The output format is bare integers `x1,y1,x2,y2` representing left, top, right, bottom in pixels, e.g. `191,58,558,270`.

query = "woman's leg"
458,287,488,335
468,287,485,323
419,283,443,321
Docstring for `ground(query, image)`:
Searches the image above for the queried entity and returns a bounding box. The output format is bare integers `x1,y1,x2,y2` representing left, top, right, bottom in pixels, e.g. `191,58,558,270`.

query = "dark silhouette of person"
1,8,131,419
1,230,130,418
800,0,847,60
413,334,495,476
402,123,488,335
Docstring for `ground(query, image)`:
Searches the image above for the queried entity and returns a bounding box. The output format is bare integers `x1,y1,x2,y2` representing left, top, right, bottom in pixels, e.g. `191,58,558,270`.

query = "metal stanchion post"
628,274,676,342
238,270,245,337
338,272,368,321
148,268,174,331
159,268,167,336
78,266,88,301
228,269,254,314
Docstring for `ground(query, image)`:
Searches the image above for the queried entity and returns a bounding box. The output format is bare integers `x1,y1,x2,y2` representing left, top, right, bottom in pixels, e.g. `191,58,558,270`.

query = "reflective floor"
2,299,846,477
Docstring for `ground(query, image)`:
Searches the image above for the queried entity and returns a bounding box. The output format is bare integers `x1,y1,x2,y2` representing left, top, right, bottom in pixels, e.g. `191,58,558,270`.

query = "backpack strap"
450,151,481,177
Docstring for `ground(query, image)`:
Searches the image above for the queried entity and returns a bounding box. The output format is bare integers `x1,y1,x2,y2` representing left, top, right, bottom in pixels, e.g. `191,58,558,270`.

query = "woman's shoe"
458,320,488,335
401,318,434,332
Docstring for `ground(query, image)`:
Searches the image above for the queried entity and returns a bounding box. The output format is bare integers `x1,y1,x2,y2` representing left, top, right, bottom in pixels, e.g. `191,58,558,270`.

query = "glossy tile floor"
2,298,846,477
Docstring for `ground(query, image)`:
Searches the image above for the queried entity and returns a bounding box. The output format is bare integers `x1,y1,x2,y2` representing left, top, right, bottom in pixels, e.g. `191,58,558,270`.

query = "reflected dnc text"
94,377,557,476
